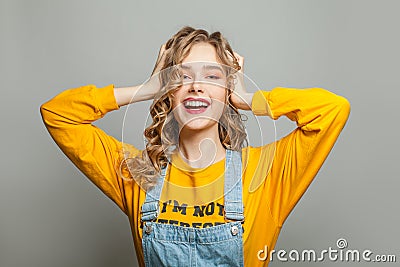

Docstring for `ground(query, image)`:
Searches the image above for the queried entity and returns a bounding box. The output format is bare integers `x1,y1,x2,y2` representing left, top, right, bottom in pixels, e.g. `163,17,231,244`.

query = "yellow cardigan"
40,84,350,266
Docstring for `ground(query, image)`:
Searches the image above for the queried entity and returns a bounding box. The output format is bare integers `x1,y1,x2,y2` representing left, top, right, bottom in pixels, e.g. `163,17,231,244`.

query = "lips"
182,97,211,114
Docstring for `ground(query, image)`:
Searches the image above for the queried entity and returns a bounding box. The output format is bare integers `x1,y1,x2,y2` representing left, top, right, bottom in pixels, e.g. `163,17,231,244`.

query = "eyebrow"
180,64,224,72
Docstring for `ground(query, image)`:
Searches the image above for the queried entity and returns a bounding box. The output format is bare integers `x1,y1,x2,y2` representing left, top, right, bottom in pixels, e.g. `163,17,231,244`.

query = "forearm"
40,84,119,127
114,84,155,107
252,87,350,128
254,87,351,225
230,91,253,111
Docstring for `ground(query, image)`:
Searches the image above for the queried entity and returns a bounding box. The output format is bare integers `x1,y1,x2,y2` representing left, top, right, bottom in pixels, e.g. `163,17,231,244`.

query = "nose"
188,82,204,93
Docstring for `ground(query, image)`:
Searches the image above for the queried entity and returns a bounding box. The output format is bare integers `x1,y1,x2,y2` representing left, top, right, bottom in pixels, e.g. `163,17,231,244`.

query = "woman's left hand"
229,52,253,110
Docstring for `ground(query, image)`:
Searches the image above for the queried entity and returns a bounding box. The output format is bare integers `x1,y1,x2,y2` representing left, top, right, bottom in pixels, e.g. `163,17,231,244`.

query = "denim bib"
140,149,245,267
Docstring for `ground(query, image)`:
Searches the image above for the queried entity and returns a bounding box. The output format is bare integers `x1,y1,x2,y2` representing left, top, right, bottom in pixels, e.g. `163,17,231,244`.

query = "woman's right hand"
151,43,169,76
114,43,170,106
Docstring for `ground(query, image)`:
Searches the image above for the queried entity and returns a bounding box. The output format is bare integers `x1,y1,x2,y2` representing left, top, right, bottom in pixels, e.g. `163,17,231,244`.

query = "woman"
40,26,351,266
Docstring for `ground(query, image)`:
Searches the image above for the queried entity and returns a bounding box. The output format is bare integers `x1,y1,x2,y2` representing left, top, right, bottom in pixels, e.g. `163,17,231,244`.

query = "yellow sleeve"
252,87,351,226
40,84,139,214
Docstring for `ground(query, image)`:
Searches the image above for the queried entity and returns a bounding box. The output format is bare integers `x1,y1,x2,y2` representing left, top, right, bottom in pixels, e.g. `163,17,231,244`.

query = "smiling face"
171,42,228,131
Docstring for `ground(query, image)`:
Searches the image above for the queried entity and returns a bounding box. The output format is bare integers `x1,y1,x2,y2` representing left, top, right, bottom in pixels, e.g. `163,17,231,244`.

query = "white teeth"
184,100,209,108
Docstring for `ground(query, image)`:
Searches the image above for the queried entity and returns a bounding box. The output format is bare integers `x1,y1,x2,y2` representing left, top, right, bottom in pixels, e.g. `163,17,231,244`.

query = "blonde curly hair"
117,26,248,190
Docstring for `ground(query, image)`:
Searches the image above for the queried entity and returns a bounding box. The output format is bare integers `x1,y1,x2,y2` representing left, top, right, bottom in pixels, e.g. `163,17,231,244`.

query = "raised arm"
251,87,351,226
40,44,169,214
40,84,140,213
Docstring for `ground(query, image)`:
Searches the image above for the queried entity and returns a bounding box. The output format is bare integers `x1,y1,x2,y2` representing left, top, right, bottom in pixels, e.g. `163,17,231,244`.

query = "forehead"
182,42,220,64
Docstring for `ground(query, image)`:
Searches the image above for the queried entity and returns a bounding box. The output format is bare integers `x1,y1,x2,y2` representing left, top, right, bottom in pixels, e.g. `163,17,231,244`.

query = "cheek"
210,91,228,119
211,88,228,105
171,88,184,109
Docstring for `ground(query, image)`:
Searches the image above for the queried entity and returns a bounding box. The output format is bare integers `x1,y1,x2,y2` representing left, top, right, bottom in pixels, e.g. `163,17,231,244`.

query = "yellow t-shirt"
40,84,350,266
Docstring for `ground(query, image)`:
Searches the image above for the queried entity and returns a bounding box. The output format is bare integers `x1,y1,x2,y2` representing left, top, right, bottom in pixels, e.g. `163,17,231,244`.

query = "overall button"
145,224,152,234
231,225,239,236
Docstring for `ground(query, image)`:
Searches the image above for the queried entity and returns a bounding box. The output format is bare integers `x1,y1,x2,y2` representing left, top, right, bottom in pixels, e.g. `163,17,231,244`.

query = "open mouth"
182,98,211,114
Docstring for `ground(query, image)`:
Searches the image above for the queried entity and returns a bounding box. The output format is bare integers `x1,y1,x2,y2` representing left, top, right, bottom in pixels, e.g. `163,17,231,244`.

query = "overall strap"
224,149,245,221
140,165,168,222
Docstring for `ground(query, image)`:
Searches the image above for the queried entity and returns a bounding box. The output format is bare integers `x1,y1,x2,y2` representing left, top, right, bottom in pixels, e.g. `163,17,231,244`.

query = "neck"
177,125,226,169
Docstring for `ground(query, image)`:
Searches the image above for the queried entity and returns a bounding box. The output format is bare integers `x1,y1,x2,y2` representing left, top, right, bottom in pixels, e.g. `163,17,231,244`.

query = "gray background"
1,0,399,266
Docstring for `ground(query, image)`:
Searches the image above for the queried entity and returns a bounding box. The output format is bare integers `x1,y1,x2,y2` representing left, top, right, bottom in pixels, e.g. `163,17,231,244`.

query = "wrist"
237,93,253,110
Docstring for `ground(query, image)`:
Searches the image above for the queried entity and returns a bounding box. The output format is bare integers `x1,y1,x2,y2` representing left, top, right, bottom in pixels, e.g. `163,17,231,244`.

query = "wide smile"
182,97,211,114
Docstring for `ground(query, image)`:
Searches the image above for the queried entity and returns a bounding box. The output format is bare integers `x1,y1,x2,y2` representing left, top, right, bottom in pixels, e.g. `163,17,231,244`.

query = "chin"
179,118,218,132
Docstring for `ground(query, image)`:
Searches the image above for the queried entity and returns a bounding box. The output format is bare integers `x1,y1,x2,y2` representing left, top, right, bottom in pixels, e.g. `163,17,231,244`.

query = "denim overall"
140,149,245,267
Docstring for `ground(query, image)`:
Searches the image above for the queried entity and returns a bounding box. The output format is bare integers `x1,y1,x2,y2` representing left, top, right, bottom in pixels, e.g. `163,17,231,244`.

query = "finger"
233,52,244,72
152,44,168,76
233,52,244,64
160,43,167,54
157,44,167,61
